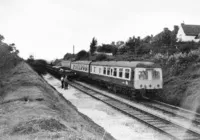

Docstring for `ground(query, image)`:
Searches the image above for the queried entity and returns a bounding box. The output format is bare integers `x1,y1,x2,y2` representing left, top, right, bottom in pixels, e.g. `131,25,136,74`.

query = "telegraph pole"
73,45,75,60
73,45,75,56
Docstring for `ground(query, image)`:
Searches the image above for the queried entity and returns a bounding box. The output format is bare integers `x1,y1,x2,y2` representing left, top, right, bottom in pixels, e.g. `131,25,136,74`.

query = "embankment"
154,51,200,113
0,61,115,140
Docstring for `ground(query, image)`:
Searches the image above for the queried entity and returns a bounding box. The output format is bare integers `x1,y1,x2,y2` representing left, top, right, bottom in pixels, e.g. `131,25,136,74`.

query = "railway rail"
68,80,200,140
46,66,200,140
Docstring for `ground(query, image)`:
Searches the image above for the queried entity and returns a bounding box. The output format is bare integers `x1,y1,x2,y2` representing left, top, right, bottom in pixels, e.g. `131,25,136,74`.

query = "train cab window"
103,67,106,75
113,68,117,77
119,68,123,78
139,70,148,80
93,67,96,73
107,68,110,75
125,69,130,79
152,70,160,79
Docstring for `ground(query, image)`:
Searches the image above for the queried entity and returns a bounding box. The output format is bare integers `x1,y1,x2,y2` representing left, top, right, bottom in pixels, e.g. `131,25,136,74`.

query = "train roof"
91,61,158,68
71,60,92,65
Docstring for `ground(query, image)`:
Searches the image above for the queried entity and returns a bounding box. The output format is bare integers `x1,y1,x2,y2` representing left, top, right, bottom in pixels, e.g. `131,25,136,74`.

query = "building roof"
181,23,200,36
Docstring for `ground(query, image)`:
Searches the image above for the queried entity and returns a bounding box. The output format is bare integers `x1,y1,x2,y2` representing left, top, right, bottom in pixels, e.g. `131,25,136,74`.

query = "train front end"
134,67,163,97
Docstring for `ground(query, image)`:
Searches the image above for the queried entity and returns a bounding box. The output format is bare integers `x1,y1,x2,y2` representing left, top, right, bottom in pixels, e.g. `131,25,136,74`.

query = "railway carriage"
57,60,163,98
89,61,162,98
70,61,92,78
60,60,71,69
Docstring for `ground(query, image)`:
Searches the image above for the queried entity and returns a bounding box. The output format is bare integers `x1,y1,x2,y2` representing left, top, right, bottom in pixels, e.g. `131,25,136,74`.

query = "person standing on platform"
61,75,64,89
64,75,68,89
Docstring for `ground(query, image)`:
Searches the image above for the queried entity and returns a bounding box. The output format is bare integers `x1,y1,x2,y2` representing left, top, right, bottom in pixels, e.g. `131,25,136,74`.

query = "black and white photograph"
0,0,200,139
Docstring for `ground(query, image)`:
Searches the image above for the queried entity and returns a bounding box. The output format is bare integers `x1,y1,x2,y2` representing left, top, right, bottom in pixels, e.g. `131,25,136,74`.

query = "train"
53,60,163,98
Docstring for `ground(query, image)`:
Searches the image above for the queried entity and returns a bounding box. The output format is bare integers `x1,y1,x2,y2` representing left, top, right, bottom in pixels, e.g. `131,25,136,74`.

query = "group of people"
61,75,68,89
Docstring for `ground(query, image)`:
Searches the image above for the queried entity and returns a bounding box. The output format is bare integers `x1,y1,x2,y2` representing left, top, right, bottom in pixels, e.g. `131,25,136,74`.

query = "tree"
75,50,89,60
125,36,141,55
171,25,179,45
26,55,34,64
0,34,4,42
97,44,113,53
161,28,171,46
63,53,74,60
9,43,19,54
89,37,97,55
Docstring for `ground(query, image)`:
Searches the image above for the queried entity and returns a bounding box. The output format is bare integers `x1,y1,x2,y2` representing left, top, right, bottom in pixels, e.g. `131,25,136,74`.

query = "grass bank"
0,43,115,140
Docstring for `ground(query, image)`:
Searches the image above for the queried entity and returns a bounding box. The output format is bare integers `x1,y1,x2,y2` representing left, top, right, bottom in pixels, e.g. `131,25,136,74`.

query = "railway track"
45,67,200,139
68,80,200,140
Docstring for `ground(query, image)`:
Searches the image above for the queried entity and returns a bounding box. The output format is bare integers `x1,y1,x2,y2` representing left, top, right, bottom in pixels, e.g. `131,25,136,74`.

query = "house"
177,23,200,42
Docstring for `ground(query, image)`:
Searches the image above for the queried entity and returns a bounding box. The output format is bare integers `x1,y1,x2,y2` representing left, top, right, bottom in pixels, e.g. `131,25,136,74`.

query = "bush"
178,43,198,53
75,50,89,60
0,42,22,75
153,49,200,76
27,59,48,75
95,54,108,61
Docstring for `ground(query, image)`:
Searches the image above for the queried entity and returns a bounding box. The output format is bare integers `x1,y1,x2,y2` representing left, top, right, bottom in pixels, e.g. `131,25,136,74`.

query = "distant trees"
96,44,118,56
61,24,200,62
89,37,97,55
63,53,74,60
0,35,21,73
152,26,179,47
26,58,48,75
75,50,89,60
171,26,179,45
0,34,4,42
161,28,171,46
26,55,34,64
125,36,141,55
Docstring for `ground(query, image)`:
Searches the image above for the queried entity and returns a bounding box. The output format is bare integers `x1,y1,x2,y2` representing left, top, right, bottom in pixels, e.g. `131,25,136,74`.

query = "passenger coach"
90,61,162,98
70,61,91,77
63,60,163,98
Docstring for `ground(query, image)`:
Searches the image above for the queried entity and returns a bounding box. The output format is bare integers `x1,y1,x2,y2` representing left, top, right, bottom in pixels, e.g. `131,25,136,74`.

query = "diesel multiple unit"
56,60,163,98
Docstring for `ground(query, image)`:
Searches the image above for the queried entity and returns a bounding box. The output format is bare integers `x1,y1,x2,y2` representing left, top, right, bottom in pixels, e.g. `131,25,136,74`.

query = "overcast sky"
0,0,200,60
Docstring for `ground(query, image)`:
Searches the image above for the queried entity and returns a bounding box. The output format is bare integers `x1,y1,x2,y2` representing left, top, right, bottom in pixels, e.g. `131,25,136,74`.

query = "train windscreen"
138,68,161,80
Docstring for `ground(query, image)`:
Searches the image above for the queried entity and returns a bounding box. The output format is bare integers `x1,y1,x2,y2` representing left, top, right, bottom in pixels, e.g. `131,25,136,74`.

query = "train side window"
94,67,96,73
119,68,123,78
103,67,106,75
107,68,110,75
125,69,130,79
113,68,117,77
110,68,113,76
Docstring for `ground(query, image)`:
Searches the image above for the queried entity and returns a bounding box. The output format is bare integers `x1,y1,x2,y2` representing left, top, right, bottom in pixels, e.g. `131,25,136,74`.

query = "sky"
0,0,200,61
